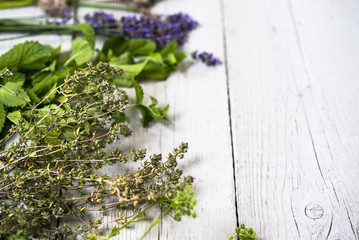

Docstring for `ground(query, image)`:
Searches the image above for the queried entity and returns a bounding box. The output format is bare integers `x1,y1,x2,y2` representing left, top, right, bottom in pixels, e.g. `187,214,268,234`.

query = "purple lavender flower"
191,51,222,66
119,12,198,46
84,11,117,32
55,9,72,25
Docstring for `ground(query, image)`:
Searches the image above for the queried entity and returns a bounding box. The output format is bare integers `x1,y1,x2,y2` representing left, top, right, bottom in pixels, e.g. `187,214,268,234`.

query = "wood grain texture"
223,0,359,239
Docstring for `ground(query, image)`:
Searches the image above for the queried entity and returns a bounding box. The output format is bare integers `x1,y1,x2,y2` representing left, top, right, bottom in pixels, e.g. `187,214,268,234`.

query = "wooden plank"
223,0,359,239
153,0,238,239
289,0,359,239
76,0,238,239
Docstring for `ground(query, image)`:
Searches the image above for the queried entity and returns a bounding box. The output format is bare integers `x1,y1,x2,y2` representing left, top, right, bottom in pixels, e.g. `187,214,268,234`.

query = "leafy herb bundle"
0,25,186,139
0,63,196,239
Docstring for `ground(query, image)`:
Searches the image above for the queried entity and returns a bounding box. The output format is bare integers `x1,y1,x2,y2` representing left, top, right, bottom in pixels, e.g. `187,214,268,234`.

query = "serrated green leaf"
7,111,21,124
25,88,41,104
0,82,30,107
3,72,25,86
0,103,5,133
0,41,53,71
129,39,156,56
32,67,69,98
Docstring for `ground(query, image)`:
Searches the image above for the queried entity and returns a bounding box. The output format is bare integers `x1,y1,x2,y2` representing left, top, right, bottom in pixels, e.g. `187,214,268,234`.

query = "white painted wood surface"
223,0,359,239
1,0,359,239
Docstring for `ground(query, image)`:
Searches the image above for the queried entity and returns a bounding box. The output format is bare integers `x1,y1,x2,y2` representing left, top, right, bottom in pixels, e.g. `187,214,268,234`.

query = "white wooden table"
1,0,359,239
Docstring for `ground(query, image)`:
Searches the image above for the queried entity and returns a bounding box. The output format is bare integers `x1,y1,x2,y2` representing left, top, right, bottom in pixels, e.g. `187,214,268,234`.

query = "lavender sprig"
84,11,198,47
120,12,198,46
191,51,222,66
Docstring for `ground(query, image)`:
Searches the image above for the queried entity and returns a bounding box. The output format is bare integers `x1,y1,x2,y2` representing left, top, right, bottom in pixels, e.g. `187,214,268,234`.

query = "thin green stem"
0,0,35,9
116,202,157,232
140,206,171,240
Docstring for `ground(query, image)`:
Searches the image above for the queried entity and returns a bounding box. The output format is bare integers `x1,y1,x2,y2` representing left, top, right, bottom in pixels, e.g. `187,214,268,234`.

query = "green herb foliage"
0,24,186,137
0,63,196,239
228,224,257,240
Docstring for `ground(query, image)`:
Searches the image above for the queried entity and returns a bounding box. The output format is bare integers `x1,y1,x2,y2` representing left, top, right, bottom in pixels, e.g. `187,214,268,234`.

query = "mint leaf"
32,67,69,98
173,51,187,63
66,39,94,66
137,62,168,80
0,82,30,107
131,79,169,126
75,24,95,49
25,88,41,104
160,40,177,55
102,36,128,57
3,72,25,86
0,103,5,133
7,111,21,124
0,41,53,71
133,79,144,105
129,39,156,56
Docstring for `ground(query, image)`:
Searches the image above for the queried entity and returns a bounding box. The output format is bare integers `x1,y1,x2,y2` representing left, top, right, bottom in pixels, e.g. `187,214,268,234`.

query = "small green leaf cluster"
0,63,195,239
0,24,186,138
228,224,257,240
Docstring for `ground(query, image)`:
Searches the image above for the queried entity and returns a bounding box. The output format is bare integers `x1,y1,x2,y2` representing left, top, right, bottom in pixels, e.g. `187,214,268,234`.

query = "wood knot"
305,203,324,219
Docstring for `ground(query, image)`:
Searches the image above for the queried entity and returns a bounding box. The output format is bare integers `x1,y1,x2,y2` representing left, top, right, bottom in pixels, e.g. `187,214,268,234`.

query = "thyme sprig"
0,63,196,239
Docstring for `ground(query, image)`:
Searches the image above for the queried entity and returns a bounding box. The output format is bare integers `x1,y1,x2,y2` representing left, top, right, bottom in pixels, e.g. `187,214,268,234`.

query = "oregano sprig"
0,63,196,239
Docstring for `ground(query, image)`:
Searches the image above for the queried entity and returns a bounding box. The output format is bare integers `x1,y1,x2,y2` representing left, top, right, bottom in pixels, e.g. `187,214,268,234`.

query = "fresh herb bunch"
0,63,196,239
228,224,256,240
0,24,187,139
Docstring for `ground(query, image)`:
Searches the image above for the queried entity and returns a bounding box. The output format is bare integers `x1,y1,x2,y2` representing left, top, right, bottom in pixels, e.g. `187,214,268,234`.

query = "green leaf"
0,41,53,71
149,53,163,64
131,79,169,126
75,24,95,49
3,72,25,86
7,111,21,124
165,53,177,65
109,52,133,66
110,74,134,87
110,59,149,78
129,39,156,56
66,39,94,66
132,79,144,105
25,88,41,104
102,36,128,57
0,103,5,133
32,67,69,98
0,82,30,107
137,62,168,80
160,40,177,56
173,51,187,63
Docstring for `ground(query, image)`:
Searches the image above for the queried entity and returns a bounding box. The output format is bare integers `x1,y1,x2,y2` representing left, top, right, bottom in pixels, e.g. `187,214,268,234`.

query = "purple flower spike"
84,11,118,32
119,12,198,47
55,9,72,25
191,51,222,67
